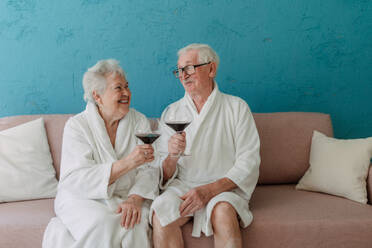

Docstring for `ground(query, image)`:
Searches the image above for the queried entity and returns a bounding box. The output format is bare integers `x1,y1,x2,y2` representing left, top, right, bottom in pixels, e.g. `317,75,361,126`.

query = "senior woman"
42,59,158,248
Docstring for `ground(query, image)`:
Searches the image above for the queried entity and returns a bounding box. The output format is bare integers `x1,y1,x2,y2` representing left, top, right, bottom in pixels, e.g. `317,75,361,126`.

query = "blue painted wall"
0,0,371,138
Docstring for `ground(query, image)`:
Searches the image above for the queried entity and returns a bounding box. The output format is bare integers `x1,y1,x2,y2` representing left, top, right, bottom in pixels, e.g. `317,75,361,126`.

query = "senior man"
151,43,260,248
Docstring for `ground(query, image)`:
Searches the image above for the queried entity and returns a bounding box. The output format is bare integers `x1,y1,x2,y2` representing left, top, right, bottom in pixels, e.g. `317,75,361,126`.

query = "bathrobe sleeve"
58,118,115,200
225,101,260,199
128,164,159,200
156,116,179,190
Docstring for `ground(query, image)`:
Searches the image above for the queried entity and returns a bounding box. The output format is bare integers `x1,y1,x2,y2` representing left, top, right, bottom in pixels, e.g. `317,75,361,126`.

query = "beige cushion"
296,131,372,204
0,118,58,202
0,114,73,179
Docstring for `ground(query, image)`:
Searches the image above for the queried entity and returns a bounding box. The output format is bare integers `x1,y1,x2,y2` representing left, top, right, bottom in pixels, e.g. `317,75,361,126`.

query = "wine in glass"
135,133,161,144
163,104,193,156
135,120,161,145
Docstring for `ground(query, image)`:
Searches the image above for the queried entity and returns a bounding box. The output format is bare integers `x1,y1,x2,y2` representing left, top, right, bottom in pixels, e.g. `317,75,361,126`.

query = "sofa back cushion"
253,112,333,184
0,114,73,179
0,112,333,185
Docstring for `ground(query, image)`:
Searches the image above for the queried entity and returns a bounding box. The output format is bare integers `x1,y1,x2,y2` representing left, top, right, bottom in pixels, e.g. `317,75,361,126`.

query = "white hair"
82,59,126,103
177,43,220,70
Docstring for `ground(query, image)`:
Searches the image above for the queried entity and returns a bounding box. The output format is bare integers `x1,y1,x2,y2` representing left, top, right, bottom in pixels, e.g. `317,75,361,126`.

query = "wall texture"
0,0,371,138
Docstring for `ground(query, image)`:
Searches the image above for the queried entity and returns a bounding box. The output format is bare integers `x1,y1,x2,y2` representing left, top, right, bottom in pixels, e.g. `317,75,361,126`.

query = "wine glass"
163,104,193,157
135,119,161,147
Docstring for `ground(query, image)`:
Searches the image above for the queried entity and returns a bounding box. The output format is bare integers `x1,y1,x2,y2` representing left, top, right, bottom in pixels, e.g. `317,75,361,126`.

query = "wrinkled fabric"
43,103,158,248
151,83,260,237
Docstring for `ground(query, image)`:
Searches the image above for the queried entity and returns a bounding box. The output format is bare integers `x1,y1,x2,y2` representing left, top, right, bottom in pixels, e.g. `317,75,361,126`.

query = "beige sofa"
0,112,371,248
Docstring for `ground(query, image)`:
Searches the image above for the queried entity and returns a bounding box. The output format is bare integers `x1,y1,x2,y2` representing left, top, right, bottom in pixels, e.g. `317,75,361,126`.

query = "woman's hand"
168,132,186,156
109,145,154,185
126,144,154,168
116,195,144,229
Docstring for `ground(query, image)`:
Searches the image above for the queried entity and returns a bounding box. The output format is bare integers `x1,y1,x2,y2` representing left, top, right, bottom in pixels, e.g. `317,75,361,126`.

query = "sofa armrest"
368,163,372,205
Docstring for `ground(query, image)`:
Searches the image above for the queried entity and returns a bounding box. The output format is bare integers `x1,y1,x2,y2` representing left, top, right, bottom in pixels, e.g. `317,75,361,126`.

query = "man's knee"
152,212,162,228
211,202,238,227
153,211,190,230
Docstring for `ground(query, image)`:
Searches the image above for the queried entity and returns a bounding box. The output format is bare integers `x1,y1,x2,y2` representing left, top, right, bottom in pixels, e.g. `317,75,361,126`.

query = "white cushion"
0,118,58,202
296,130,372,204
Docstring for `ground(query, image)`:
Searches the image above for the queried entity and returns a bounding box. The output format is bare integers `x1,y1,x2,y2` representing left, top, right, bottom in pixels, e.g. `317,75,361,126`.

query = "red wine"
165,122,191,132
135,133,161,144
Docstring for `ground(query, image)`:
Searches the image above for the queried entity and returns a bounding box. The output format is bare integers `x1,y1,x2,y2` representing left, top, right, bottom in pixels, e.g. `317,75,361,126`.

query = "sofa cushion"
0,199,55,248
0,114,73,179
253,112,333,184
245,185,372,247
182,185,372,248
0,118,58,202
296,131,372,204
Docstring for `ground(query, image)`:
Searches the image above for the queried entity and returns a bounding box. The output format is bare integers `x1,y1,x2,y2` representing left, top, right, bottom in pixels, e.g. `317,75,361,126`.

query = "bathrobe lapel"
183,82,221,153
85,102,117,162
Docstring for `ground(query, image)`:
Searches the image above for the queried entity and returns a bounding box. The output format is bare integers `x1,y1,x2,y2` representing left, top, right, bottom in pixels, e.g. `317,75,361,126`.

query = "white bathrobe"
151,83,260,237
43,103,159,248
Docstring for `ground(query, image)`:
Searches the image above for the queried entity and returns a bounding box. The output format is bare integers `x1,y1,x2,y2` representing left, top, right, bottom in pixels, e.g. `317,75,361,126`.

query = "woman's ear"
92,90,102,106
208,62,217,78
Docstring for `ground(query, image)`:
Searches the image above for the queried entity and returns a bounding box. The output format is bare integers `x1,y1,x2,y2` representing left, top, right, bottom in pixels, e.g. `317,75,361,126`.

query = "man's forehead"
178,50,199,65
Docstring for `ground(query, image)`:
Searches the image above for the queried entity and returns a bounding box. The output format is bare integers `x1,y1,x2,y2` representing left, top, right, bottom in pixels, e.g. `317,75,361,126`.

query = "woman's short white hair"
82,59,126,103
177,43,220,71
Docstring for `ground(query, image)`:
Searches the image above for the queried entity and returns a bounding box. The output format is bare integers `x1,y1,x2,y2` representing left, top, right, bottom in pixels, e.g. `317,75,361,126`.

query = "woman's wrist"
128,194,144,204
109,158,136,185
121,156,137,171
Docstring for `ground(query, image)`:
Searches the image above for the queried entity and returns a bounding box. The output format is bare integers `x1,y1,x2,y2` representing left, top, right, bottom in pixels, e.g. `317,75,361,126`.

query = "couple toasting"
43,43,260,248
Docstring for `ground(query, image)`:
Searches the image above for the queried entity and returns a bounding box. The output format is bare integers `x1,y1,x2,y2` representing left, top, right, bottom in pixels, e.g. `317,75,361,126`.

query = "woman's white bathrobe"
151,83,260,237
43,103,159,248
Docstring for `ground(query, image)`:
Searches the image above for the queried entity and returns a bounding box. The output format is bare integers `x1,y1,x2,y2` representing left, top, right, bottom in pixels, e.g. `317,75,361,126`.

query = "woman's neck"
97,107,120,147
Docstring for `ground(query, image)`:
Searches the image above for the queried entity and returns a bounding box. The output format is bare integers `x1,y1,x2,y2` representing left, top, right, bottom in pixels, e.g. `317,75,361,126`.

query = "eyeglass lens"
174,65,195,78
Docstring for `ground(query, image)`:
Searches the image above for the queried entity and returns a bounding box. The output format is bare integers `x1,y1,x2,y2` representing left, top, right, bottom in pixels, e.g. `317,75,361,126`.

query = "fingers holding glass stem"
163,105,193,157
140,144,154,162
168,131,188,157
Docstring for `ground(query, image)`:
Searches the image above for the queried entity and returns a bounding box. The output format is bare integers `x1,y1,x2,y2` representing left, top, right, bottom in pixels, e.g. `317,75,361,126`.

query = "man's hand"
168,132,186,156
179,185,213,217
116,195,144,229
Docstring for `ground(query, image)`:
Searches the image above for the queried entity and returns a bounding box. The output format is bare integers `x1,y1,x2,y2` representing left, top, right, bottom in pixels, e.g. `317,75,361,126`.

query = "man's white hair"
177,43,220,70
82,59,126,103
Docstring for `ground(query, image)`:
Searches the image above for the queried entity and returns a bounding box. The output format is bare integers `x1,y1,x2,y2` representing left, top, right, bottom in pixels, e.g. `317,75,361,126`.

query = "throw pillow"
0,118,58,202
296,130,372,204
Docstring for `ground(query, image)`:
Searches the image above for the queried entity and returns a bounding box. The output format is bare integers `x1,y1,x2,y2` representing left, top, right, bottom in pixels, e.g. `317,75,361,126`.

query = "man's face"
177,50,213,97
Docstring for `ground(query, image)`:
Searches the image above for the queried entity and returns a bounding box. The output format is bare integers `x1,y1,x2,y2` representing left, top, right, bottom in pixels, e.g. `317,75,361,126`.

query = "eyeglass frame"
172,62,211,78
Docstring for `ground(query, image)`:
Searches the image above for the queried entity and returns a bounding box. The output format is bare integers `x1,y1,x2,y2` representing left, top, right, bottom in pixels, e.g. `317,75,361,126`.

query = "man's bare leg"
211,202,242,248
152,212,191,248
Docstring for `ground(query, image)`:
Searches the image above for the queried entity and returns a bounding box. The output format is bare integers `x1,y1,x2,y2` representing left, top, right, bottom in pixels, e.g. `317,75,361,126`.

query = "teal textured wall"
0,0,371,138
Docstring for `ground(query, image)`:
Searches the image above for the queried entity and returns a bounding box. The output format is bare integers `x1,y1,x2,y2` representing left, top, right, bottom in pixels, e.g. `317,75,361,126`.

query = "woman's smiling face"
94,72,131,122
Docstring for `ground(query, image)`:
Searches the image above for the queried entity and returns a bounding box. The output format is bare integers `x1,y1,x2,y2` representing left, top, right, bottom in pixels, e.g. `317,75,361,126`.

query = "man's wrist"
162,155,178,180
209,178,237,197
165,154,179,163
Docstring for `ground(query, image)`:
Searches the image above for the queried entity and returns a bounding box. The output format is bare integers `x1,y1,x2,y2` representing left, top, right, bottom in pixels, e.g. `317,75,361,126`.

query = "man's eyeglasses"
172,62,211,78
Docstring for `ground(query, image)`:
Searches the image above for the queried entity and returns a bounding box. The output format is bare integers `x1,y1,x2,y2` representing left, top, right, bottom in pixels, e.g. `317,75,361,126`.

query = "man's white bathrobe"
43,103,158,248
151,83,260,237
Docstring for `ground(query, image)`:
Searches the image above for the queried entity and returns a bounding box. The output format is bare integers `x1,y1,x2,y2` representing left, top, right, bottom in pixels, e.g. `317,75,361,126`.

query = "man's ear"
92,90,102,105
208,62,217,78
